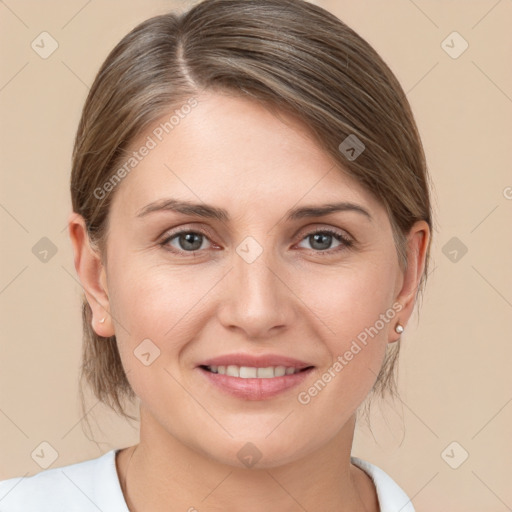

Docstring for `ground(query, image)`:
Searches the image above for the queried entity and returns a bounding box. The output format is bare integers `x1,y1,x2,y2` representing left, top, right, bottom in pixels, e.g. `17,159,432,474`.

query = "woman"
0,0,432,510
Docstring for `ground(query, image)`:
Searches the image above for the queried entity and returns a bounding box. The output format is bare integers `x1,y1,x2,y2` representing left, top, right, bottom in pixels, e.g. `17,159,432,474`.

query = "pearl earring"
395,323,404,334
99,317,106,324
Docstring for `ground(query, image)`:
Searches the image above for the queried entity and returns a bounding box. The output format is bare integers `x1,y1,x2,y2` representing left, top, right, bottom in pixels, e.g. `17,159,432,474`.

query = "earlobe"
389,220,430,343
68,211,114,338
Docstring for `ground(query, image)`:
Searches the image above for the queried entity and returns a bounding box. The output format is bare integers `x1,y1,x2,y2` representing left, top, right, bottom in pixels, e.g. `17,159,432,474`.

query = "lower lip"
197,367,314,400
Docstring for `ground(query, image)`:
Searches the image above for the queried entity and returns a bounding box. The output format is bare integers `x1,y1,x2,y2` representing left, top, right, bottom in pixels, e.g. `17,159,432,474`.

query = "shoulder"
351,456,416,512
0,449,129,512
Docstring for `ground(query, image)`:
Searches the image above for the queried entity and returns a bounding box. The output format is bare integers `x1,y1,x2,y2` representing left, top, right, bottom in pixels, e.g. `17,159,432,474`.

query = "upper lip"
198,353,314,370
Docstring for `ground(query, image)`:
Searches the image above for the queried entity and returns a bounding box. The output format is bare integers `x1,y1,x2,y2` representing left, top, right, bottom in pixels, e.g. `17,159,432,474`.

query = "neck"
116,406,378,512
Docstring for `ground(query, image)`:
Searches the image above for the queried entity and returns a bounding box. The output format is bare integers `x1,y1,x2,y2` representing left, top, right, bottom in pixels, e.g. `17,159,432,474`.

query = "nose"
216,239,295,340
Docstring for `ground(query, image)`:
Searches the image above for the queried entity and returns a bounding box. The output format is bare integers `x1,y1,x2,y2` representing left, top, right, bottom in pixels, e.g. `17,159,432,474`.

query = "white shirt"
0,450,415,511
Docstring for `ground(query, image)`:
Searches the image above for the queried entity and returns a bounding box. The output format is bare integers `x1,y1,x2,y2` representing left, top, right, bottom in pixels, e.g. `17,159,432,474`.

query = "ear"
68,211,114,338
389,220,430,343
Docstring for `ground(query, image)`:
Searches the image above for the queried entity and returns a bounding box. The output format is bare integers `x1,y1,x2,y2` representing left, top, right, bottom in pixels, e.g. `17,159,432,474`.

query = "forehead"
108,91,382,222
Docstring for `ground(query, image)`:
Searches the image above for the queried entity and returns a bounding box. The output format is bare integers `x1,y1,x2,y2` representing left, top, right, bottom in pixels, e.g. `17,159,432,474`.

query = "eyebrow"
136,198,372,222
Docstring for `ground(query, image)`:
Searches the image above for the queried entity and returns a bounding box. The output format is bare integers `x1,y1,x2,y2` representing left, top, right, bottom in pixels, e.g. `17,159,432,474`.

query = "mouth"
197,364,315,400
199,364,314,378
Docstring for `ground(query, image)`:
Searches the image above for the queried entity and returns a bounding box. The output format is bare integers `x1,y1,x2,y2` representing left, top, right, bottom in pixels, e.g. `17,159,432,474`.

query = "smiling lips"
205,365,302,378
197,353,315,400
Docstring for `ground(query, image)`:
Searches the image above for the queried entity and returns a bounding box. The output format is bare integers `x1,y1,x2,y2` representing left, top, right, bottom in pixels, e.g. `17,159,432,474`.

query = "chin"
195,434,313,470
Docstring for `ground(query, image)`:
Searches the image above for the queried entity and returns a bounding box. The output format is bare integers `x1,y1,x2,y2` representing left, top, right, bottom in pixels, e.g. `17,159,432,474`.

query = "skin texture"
69,90,430,512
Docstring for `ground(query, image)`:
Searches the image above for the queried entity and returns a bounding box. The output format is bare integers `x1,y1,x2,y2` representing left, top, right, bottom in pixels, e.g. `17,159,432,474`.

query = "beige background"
1,0,511,510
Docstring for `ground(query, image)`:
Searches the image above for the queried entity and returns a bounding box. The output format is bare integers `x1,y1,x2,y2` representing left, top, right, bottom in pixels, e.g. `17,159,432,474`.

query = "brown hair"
71,0,434,427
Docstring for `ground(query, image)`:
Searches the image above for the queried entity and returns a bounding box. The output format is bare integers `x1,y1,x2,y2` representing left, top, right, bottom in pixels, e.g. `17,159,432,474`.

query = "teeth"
226,365,239,377
206,365,304,378
240,366,257,378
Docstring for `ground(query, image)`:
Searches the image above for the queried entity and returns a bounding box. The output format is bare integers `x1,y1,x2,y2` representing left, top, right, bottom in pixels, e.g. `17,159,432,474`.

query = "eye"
160,229,214,254
296,228,354,254
159,227,354,256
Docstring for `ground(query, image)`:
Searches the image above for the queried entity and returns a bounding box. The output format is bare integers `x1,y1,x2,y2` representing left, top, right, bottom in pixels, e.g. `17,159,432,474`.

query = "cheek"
304,259,397,335
107,267,193,400
300,263,396,388
108,261,218,383
109,258,198,335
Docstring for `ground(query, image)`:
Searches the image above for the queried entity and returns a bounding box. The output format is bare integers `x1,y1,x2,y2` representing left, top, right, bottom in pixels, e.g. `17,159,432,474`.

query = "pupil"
312,233,331,250
182,233,202,250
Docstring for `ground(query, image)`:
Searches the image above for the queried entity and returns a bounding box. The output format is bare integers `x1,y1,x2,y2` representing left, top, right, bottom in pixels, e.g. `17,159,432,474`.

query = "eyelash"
159,227,354,256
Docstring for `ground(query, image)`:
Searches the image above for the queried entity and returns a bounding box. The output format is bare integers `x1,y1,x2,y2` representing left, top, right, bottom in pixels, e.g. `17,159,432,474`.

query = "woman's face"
79,91,426,468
